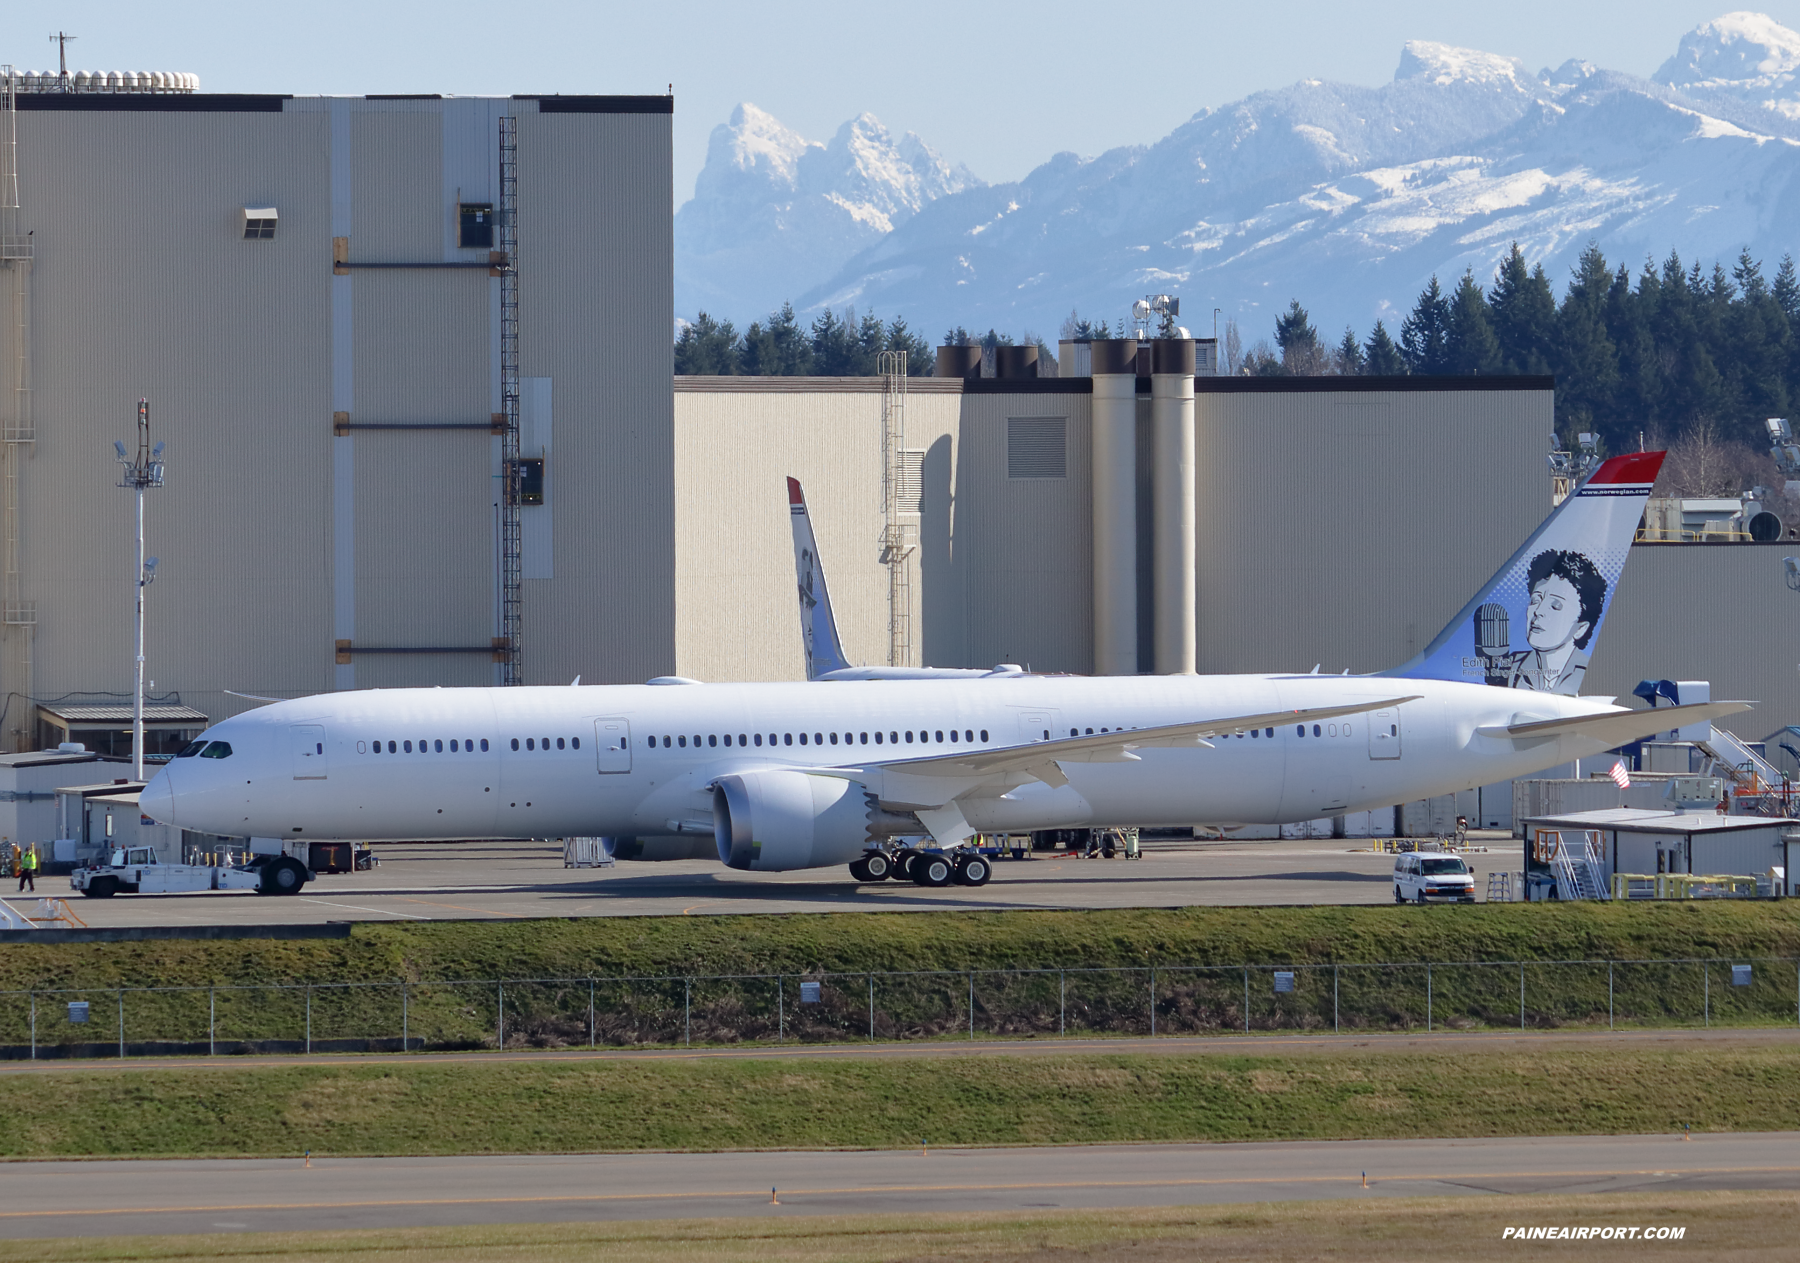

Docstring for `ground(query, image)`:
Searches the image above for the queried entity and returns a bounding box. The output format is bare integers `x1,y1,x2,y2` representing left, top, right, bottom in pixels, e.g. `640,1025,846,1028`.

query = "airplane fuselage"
144,674,1622,854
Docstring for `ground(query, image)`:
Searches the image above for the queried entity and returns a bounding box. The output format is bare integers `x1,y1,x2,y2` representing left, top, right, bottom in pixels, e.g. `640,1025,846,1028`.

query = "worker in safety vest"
16,845,36,892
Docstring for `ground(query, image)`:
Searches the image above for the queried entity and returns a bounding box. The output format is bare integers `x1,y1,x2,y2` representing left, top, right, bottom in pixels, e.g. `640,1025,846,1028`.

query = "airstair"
1696,728,1790,814
1549,829,1609,901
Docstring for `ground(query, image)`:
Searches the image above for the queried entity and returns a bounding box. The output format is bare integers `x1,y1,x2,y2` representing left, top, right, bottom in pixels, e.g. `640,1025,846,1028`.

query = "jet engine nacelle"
712,771,871,871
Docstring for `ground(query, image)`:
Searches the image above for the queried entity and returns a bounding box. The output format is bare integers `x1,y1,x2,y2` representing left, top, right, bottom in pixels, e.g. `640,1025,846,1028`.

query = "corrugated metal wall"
520,110,675,687
0,96,673,741
1194,388,1550,676
1588,543,1800,742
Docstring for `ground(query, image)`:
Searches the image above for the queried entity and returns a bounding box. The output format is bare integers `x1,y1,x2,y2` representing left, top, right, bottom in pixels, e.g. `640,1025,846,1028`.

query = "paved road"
1,1133,1793,1238
37,837,1518,928
1,1026,1791,1078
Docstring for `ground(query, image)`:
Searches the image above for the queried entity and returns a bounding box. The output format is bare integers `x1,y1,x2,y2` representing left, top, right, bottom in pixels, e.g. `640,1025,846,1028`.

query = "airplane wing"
1476,700,1751,747
858,695,1422,790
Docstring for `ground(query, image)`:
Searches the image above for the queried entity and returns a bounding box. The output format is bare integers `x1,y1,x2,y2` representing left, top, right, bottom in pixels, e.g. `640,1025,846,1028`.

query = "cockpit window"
198,741,233,760
176,739,208,758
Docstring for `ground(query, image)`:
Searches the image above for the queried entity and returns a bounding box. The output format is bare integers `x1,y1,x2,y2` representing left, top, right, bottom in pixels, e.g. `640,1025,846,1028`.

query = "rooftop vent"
12,69,199,94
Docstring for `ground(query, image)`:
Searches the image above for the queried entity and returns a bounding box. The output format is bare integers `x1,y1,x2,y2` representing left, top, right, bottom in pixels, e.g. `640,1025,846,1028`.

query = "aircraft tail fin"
788,477,852,681
1384,451,1664,695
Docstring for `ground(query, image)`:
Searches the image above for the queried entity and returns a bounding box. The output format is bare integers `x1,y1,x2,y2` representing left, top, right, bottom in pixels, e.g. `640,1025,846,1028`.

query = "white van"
1393,853,1475,904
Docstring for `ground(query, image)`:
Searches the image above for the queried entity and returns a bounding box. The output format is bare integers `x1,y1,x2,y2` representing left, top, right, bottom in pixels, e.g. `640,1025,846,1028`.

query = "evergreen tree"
1553,244,1620,439
673,312,740,375
1774,254,1800,327
1274,299,1325,374
1363,320,1406,375
1487,244,1557,374
740,302,813,376
1399,277,1451,374
1336,326,1364,375
1445,270,1502,374
882,316,935,376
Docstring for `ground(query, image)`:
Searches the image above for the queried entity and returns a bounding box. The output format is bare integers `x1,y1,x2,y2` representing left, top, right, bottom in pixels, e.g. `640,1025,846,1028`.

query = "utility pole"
114,401,163,780
48,34,75,92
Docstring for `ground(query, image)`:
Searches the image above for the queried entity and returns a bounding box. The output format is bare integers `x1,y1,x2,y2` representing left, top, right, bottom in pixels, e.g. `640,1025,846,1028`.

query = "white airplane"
141,450,1744,888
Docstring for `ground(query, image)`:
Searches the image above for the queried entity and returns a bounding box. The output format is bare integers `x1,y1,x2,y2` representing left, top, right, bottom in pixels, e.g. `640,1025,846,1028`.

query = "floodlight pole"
116,400,163,781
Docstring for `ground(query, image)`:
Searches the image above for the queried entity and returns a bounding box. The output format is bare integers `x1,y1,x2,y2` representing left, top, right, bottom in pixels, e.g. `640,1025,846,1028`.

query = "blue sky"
8,2,1798,200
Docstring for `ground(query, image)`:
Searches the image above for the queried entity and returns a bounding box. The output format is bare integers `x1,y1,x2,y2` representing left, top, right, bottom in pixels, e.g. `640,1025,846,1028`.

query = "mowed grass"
4,1043,1800,1158
5,900,1800,993
0,1192,1793,1263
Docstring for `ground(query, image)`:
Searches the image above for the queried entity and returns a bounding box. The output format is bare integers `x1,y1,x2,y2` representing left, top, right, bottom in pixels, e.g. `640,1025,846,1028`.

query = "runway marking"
393,897,526,918
4,1164,1795,1220
300,898,427,920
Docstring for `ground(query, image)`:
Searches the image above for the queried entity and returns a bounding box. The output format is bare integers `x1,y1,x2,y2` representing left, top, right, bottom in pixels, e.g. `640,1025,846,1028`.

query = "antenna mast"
48,33,75,92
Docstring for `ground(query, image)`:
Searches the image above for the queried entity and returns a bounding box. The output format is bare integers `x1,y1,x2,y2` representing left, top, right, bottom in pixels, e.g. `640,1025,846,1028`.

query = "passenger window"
814,733,823,745
678,736,686,748
1295,725,1304,737
692,735,701,747
200,741,234,759
707,735,715,748
435,739,444,753
949,730,957,743
829,733,839,745
980,730,988,741
874,732,884,744
1344,725,1351,737
860,732,868,744
572,737,580,749
905,731,914,743
404,740,413,753
1266,728,1274,738
1250,729,1258,738
964,730,972,741
1084,728,1092,735
737,734,746,746
527,738,536,750
449,740,459,752
1327,724,1337,737
799,733,808,745
1313,725,1321,737
754,734,763,747
784,734,793,746
177,739,207,758
934,730,943,742
511,738,520,751
480,739,489,751
723,734,732,746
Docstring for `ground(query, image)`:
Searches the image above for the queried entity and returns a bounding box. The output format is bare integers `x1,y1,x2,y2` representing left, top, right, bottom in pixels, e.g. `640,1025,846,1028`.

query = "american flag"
1608,760,1631,790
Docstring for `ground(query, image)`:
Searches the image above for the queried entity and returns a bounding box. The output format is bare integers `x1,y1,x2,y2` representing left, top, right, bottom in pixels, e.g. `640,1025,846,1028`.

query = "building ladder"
0,68,33,750
495,114,522,686
877,350,914,669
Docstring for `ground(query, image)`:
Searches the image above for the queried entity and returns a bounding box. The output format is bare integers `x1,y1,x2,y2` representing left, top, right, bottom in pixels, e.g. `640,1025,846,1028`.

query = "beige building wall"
1587,543,1799,744
0,92,672,746
1194,382,1551,676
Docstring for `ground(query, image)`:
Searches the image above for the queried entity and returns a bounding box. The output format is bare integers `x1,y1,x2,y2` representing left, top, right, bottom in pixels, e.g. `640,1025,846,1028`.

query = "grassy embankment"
3,1042,1799,1158
2,1193,1794,1263
3,902,1800,1051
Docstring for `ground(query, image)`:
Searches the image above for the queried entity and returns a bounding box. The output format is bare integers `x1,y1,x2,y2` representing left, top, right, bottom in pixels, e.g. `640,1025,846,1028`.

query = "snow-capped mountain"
673,104,980,323
672,13,1800,347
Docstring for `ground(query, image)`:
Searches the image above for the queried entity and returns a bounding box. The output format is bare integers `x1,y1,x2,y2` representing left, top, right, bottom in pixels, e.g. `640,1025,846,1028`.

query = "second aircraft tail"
788,477,852,681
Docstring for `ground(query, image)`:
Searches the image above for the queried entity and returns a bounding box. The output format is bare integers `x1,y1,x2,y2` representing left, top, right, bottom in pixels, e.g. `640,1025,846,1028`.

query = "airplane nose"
139,769,176,827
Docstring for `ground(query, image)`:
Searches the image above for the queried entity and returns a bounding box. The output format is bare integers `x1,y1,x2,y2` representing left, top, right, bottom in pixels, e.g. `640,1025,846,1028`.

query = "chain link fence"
2,958,1795,1059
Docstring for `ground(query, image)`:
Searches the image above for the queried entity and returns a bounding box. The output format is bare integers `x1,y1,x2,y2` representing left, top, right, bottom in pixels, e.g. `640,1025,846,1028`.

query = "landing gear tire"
893,849,917,880
913,853,954,887
258,856,308,896
849,851,892,882
954,854,992,887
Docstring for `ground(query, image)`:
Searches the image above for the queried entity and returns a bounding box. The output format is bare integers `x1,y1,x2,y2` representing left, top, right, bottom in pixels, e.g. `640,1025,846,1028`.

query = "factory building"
0,73,1793,788
0,78,674,751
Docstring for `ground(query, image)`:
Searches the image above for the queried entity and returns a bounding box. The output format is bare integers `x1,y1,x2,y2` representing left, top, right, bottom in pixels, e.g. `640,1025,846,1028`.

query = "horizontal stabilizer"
1476,700,1751,747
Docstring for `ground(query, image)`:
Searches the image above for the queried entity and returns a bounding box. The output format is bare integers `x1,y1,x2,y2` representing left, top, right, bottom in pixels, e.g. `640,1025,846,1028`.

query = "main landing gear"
849,847,992,887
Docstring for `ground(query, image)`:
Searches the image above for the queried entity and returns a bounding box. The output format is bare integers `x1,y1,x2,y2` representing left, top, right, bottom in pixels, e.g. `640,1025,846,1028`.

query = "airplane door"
292,725,327,779
1368,709,1401,760
1017,711,1059,743
594,718,632,773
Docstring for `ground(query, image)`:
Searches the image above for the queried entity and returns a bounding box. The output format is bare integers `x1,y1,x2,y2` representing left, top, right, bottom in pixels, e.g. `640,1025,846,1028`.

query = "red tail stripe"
1588,451,1665,486
787,476,804,506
